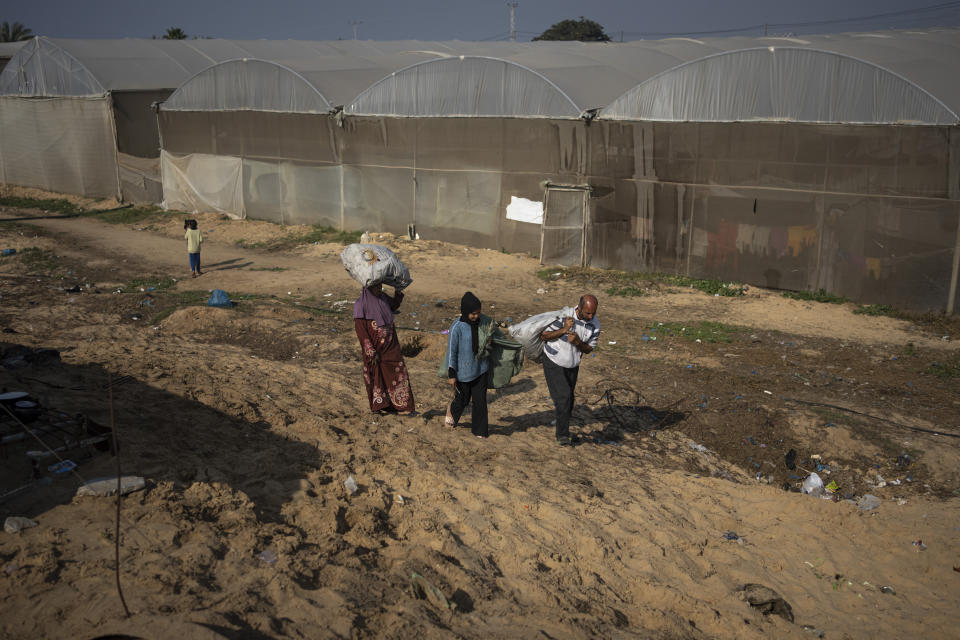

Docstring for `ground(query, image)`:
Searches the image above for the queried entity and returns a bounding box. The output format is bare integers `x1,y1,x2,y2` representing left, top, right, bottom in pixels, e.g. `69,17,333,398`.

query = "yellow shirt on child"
185,229,203,253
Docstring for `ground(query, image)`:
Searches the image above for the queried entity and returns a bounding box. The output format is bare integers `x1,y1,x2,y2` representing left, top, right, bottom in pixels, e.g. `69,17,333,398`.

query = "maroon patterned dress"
354,292,414,413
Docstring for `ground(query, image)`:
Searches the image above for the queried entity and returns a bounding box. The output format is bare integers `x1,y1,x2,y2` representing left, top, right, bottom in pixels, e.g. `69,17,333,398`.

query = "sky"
4,0,960,42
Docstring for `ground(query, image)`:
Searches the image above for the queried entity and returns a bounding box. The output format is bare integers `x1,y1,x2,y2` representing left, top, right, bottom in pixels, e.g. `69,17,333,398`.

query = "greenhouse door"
540,186,589,266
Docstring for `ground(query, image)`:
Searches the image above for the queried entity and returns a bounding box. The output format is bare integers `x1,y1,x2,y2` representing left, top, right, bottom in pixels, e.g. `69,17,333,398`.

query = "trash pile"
778,445,918,511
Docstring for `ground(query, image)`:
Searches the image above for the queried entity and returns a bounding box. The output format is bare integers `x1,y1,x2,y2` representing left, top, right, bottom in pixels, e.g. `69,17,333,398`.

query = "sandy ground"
0,197,959,639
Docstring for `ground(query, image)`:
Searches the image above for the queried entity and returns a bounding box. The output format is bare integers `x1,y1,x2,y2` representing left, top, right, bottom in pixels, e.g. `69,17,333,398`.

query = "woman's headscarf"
353,286,393,327
460,291,482,356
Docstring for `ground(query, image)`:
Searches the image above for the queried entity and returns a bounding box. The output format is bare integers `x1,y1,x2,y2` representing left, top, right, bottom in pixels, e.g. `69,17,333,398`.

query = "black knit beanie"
460,291,481,321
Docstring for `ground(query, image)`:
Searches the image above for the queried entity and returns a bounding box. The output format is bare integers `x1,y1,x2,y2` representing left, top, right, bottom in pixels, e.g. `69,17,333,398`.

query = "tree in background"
162,27,188,40
0,21,33,42
533,17,610,42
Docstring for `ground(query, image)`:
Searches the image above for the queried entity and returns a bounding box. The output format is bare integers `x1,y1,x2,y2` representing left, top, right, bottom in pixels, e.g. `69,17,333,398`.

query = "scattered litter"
344,475,358,495
394,494,405,505
1,248,16,256
48,460,76,474
536,288,546,294
880,585,896,595
802,473,824,496
76,476,146,497
722,530,740,541
688,442,708,453
825,480,839,494
257,549,278,566
785,449,797,469
440,329,450,335
857,494,881,511
912,540,927,551
608,341,617,345
763,390,772,395
4,516,38,534
207,289,233,308
324,293,333,297
802,625,826,638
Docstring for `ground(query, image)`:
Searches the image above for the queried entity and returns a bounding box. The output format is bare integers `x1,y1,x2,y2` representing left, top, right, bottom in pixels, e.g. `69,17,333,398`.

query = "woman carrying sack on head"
443,291,495,439
353,280,414,414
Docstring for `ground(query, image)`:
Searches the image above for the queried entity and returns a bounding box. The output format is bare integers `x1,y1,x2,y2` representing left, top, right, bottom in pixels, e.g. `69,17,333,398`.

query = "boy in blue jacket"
445,292,490,438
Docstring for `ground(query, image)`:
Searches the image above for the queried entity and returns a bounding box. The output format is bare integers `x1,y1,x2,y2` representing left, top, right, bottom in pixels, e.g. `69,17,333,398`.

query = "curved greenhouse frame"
0,38,104,96
347,56,581,118
163,59,332,113
601,46,959,125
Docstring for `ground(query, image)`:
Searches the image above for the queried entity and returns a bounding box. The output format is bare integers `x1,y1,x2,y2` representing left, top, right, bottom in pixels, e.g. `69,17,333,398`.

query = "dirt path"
7,211,955,350
1,206,959,640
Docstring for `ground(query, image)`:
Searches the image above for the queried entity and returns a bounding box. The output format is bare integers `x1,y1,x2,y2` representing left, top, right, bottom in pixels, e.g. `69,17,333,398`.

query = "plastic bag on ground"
207,289,232,308
341,243,412,289
507,306,574,364
802,472,824,496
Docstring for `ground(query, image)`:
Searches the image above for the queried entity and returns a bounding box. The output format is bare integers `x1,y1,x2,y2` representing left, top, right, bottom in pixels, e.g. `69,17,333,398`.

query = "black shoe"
557,436,572,446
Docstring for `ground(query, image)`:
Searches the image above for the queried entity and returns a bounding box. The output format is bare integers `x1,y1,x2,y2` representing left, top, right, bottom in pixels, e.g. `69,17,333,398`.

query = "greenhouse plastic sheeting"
583,120,960,312
162,152,244,218
602,47,958,125
162,151,342,227
163,59,332,114
348,56,580,118
0,39,105,96
0,96,119,197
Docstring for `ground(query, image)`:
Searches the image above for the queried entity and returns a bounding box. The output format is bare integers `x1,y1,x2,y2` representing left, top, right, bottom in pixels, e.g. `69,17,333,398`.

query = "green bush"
853,304,897,317
782,289,847,304
649,321,739,343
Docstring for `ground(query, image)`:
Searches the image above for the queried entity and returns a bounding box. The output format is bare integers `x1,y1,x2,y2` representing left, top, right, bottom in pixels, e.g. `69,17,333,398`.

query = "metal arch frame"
346,55,581,118
0,36,106,97
161,57,332,113
599,46,960,125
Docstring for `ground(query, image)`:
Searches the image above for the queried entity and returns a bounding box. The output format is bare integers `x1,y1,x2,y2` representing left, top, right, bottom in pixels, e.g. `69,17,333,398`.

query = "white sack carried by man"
507,306,576,364
341,243,413,289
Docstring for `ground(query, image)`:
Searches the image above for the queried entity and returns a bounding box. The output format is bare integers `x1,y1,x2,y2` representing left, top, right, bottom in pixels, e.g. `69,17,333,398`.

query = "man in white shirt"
539,294,600,446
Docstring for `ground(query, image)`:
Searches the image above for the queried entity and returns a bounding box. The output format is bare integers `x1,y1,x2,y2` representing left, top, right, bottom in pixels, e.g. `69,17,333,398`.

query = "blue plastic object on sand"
48,460,76,474
207,289,233,308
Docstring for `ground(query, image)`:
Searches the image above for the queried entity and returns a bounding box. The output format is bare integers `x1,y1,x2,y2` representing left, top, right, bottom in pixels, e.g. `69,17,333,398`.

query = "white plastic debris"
4,516,38,534
344,475,358,495
802,472,824,496
75,476,146,497
857,494,881,511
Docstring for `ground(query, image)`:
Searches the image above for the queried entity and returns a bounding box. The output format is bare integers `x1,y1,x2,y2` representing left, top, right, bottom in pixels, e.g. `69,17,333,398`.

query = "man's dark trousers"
542,356,579,441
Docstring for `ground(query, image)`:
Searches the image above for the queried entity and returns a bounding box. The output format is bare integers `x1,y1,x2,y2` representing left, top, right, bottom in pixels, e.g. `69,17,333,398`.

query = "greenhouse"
1,30,958,310
0,38,445,200
157,29,960,310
